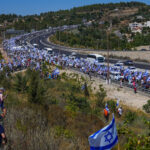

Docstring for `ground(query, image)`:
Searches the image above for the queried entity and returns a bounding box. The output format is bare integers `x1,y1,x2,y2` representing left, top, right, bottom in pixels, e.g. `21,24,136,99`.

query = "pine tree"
84,82,89,97
28,71,45,104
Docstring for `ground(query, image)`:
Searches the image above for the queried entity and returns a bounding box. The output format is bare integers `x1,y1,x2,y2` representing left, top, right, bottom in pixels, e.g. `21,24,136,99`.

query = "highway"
16,28,150,96
25,30,150,70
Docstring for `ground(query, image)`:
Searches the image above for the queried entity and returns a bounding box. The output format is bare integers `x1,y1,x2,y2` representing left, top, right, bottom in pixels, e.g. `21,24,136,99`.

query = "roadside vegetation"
50,24,127,50
0,64,149,149
50,22,150,51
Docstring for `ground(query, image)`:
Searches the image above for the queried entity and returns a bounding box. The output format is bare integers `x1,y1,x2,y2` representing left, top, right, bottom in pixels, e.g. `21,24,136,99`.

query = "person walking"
120,79,123,88
104,106,110,122
133,81,137,93
0,125,7,150
0,100,6,127
117,106,123,117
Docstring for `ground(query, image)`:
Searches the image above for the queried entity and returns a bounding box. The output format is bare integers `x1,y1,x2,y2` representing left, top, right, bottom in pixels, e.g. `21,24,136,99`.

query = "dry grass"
3,69,150,150
62,69,150,110
110,8,138,17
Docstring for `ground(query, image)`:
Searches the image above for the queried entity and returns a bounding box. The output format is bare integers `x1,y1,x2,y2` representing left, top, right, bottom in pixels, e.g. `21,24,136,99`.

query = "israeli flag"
116,99,120,107
54,68,60,75
147,76,150,82
89,115,118,150
143,70,149,77
81,84,85,90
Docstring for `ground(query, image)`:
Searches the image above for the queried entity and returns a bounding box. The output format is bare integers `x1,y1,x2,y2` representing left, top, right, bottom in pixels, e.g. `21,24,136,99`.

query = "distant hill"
0,1,148,32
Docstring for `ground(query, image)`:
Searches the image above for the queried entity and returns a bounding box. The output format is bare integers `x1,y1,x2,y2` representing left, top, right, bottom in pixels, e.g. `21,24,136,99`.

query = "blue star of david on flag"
88,115,118,150
104,131,113,143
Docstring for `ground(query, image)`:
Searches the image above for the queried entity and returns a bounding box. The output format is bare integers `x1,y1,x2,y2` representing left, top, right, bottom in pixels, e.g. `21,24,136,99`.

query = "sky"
0,0,150,16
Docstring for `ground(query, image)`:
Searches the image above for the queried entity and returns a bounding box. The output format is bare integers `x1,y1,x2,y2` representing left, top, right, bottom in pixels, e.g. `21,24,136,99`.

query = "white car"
117,61,124,65
68,62,74,67
114,63,124,69
128,66,137,73
110,71,124,81
71,52,77,56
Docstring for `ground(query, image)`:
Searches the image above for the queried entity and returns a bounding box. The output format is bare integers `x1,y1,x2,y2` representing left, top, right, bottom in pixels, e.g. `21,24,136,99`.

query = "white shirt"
118,108,122,115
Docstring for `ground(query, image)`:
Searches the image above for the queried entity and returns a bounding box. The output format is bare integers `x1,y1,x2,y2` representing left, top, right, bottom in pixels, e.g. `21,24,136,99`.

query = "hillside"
1,64,150,150
0,2,147,32
1,2,150,50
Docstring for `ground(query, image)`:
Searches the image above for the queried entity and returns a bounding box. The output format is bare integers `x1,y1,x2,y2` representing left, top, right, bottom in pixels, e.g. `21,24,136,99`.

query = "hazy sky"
0,0,150,15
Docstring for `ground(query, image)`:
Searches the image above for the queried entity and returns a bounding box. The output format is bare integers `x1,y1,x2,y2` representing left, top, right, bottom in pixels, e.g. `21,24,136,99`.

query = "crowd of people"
104,100,123,122
1,34,150,93
0,31,150,148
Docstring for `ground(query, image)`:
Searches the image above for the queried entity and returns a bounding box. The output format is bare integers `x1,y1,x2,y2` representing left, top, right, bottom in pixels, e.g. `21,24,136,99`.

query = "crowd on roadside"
2,35,150,92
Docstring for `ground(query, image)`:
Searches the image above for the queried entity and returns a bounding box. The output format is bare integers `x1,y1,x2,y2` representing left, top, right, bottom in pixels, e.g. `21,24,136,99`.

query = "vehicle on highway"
117,60,124,65
128,66,137,73
140,49,147,51
86,54,105,65
114,63,124,69
44,48,53,54
33,43,38,48
71,52,77,56
110,71,124,81
124,60,134,66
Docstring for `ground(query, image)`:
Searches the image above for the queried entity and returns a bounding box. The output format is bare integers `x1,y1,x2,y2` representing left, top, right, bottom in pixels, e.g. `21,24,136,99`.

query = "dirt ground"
61,69,150,110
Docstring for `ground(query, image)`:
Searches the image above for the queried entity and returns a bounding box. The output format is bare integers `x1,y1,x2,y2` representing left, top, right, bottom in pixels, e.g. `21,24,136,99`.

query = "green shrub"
13,73,28,93
95,85,106,108
61,72,67,80
66,94,90,113
28,71,46,104
124,111,137,124
143,100,150,113
54,126,74,139
0,67,12,89
107,100,116,113
84,82,89,97
125,135,150,149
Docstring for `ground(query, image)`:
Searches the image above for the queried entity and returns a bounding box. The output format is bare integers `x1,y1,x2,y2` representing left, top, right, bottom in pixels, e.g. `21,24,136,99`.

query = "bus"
86,54,105,64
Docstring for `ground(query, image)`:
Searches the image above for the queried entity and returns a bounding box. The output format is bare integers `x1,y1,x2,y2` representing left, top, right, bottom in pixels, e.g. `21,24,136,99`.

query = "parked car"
117,60,124,65
71,52,77,56
140,49,147,51
124,60,134,66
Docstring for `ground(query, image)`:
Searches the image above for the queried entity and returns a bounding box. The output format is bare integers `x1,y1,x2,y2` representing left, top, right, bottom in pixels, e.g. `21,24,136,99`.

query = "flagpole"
118,143,120,150
112,113,120,150
107,29,110,84
113,112,120,150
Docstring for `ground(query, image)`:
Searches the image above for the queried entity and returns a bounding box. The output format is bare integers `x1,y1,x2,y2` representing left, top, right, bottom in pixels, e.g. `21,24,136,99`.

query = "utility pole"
3,20,7,41
106,19,112,84
59,23,60,55
106,30,110,84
